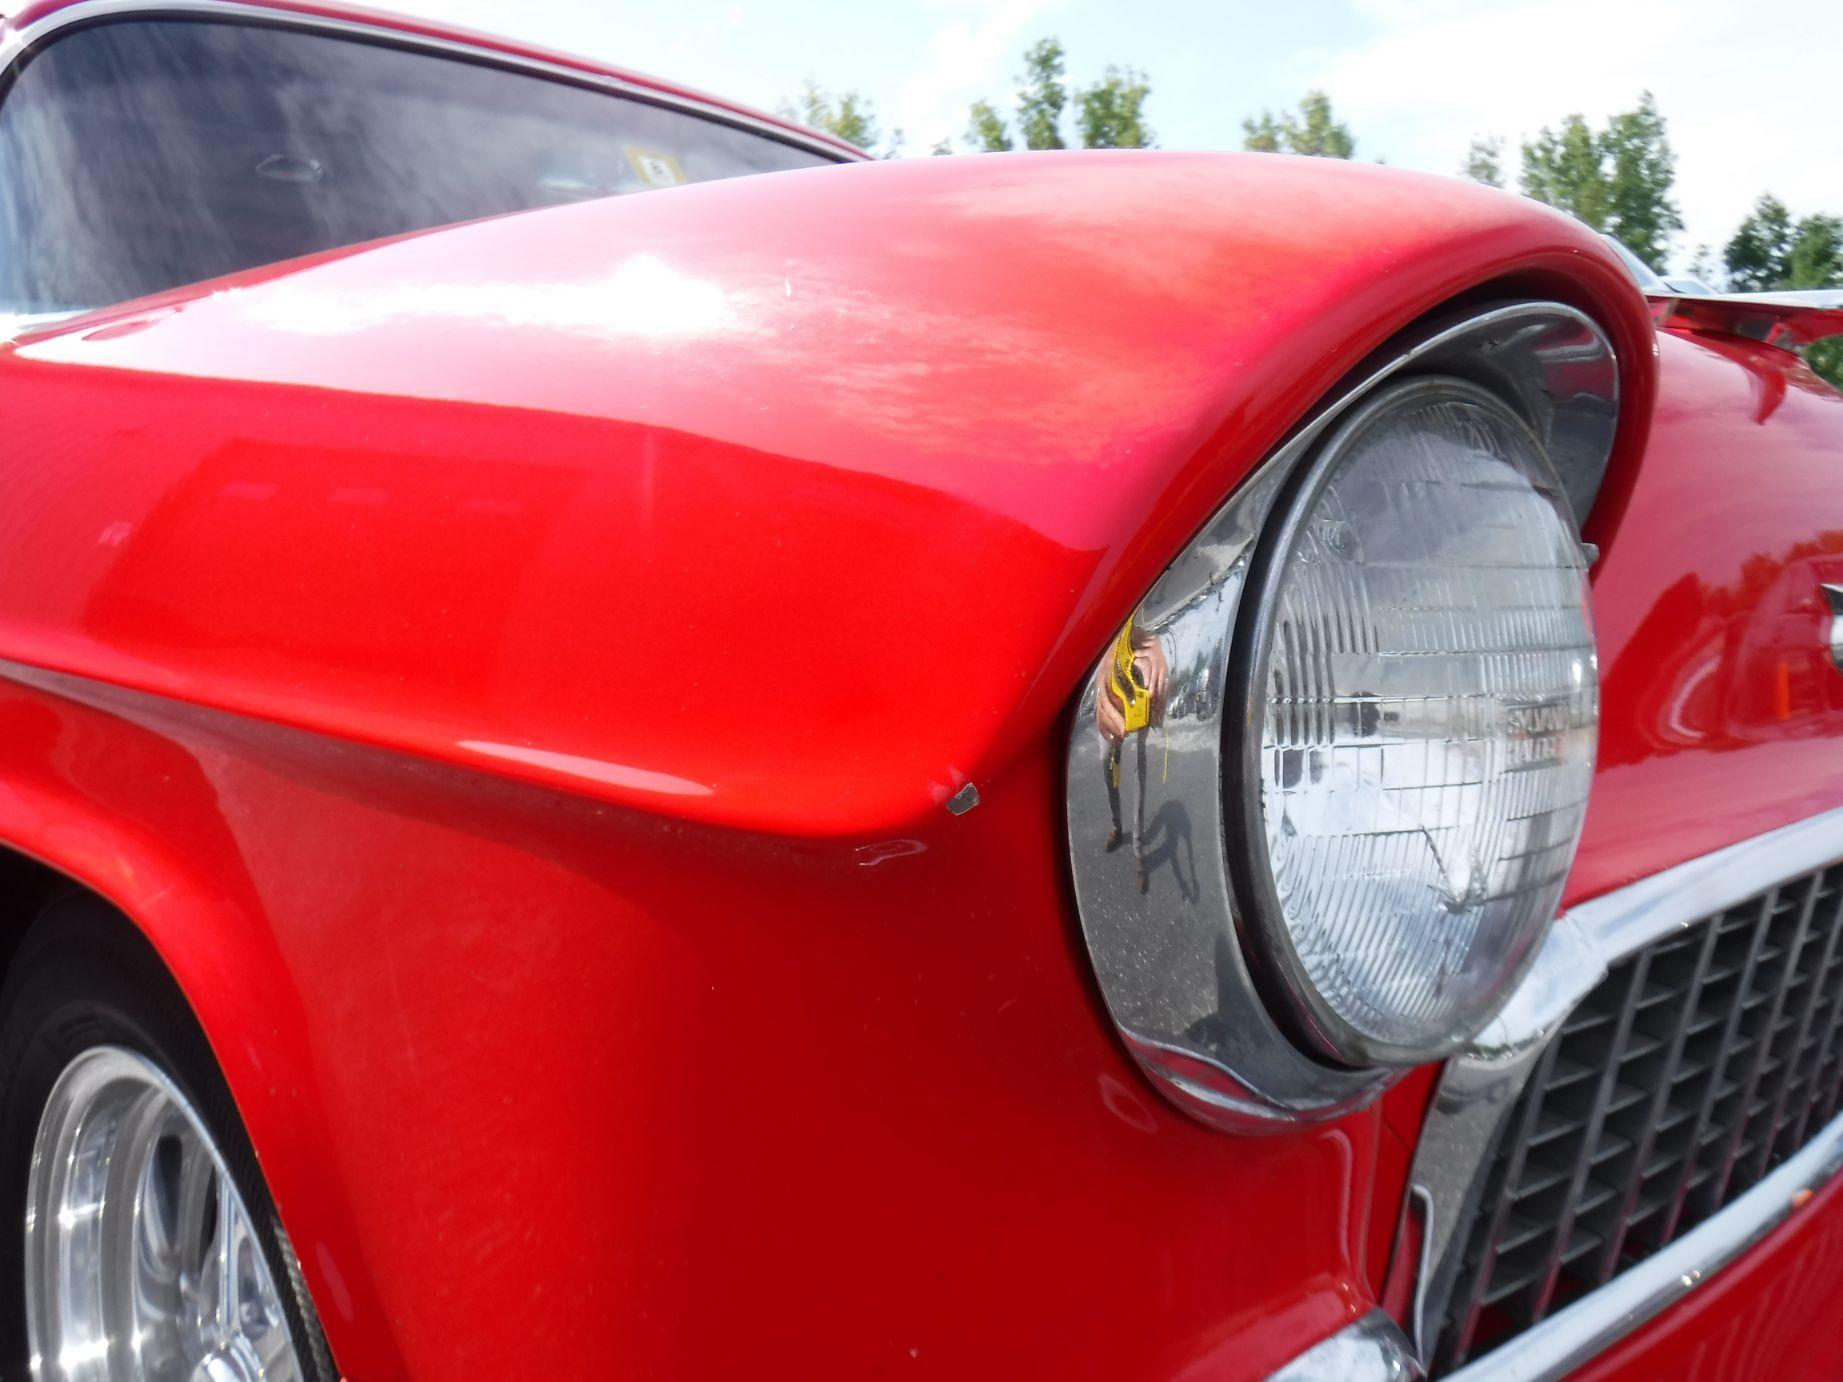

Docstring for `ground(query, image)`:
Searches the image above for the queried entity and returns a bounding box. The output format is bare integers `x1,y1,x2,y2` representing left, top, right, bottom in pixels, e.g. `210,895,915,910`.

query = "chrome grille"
1434,863,1843,1372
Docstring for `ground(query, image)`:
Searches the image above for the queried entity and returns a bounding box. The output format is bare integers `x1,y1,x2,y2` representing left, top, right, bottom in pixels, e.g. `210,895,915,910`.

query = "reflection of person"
1095,618,1168,892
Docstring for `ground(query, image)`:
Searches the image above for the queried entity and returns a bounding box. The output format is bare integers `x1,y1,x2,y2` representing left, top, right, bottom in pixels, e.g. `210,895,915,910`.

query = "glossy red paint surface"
0,10,1839,1377
1571,329,1843,905
0,152,1657,841
0,666,1385,1379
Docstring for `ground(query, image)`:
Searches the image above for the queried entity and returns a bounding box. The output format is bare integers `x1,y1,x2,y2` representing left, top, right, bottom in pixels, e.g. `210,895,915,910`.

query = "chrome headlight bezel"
1064,300,1619,1133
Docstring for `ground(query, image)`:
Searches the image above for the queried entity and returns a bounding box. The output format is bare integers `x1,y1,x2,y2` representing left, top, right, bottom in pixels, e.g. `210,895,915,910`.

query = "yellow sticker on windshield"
625,147,688,189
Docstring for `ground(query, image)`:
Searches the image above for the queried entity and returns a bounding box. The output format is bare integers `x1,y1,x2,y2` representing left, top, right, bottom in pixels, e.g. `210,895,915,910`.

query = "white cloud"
666,4,747,59
1300,0,1843,267
891,0,1063,152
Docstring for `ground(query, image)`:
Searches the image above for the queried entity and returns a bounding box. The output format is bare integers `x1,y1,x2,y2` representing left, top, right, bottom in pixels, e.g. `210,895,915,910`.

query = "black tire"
0,892,336,1380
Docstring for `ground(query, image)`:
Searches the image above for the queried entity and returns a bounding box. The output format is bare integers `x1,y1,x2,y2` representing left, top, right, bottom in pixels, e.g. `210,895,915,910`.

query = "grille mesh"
1434,862,1843,1372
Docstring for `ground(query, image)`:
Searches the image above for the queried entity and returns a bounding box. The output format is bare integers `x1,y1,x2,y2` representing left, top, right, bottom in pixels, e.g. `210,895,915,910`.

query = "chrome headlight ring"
1065,300,1618,1133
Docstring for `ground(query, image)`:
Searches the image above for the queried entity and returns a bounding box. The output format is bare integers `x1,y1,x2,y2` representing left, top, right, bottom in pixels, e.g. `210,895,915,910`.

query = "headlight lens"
1237,376,1598,1066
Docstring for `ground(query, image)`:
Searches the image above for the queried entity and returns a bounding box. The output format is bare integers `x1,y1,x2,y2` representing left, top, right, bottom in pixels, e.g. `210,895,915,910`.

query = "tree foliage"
1812,339,1843,394
1520,93,1680,268
1521,115,1611,230
780,79,900,158
1288,91,1355,158
1461,136,1504,188
1600,94,1681,269
1725,195,1796,289
965,99,1013,153
1241,91,1353,158
1016,38,1068,151
1076,65,1155,149
1788,214,1843,290
1725,194,1843,386
1241,112,1282,154
960,37,1154,151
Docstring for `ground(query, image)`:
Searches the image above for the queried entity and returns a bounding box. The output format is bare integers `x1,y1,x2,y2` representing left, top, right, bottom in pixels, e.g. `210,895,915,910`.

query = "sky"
365,0,1841,274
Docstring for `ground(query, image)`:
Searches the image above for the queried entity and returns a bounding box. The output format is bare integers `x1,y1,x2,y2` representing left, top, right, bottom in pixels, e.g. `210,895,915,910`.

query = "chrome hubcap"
25,1047,303,1382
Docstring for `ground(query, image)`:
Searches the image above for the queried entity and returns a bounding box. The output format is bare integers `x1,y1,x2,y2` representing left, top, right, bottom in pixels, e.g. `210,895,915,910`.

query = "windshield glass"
1601,234,1667,292
0,19,837,317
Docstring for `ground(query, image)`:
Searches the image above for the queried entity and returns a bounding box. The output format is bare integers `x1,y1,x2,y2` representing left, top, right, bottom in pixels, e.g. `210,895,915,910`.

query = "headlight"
1232,377,1598,1066
1065,301,1617,1131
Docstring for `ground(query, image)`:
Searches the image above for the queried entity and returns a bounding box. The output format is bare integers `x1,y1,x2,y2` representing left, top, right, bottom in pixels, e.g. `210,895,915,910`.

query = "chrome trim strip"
1,309,82,341
1460,806,1843,1075
1265,1310,1422,1381
1065,301,1619,1132
1445,1103,1843,1382
1566,807,1843,984
0,0,859,163
1822,583,1843,674
1407,804,1843,1366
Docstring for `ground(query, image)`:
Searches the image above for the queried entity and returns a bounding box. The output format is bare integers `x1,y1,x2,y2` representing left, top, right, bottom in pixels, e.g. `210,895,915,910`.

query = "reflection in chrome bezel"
1227,375,1591,1069
1064,299,1619,1133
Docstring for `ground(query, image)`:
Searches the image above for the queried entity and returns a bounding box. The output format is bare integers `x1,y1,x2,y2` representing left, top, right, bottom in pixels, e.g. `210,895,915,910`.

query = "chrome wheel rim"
25,1046,304,1382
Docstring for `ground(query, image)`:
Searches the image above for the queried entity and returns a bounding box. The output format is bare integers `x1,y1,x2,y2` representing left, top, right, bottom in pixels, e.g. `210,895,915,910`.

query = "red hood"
2,153,1656,836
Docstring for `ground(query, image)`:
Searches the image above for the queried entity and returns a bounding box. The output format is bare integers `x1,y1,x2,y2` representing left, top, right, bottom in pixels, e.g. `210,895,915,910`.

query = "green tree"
780,79,899,157
1288,91,1354,158
1462,135,1504,188
1810,337,1842,394
1724,194,1793,289
1241,111,1283,153
965,98,1013,152
1685,244,1721,287
1016,37,1068,150
1521,115,1611,231
1724,196,1843,387
1521,94,1680,268
1242,91,1354,158
1600,94,1681,267
963,39,1154,151
1787,214,1843,290
1076,65,1154,148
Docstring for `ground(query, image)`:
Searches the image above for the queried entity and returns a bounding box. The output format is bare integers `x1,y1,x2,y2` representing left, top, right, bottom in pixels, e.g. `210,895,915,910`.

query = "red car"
2,3,1841,1379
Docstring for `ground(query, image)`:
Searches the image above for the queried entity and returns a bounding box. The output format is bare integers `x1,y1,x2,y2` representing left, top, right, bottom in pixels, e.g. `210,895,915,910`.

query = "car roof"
0,0,867,163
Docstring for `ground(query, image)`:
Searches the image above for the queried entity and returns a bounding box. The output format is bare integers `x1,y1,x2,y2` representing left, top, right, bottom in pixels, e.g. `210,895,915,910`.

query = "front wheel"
0,894,334,1382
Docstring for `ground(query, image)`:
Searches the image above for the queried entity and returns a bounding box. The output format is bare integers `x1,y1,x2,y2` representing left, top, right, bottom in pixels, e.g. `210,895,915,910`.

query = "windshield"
0,18,838,317
1601,234,1667,292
